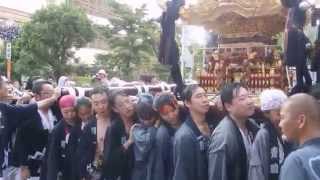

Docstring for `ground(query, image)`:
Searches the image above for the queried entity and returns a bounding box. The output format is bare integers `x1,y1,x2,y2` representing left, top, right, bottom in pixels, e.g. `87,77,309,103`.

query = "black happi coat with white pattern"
47,120,81,180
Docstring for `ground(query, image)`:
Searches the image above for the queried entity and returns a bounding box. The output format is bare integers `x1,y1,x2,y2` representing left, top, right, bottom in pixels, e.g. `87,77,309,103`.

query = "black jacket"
282,0,308,67
47,120,81,180
101,115,138,180
77,118,117,180
0,103,38,171
14,109,59,176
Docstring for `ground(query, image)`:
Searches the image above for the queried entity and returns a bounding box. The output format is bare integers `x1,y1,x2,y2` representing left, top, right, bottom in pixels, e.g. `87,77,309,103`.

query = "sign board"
6,42,11,60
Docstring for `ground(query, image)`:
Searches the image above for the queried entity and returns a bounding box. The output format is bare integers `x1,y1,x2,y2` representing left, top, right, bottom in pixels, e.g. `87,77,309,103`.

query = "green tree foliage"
96,0,169,80
13,5,95,80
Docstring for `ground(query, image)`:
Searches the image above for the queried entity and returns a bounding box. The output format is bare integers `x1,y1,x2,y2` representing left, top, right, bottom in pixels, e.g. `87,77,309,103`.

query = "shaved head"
285,93,320,125
280,93,320,143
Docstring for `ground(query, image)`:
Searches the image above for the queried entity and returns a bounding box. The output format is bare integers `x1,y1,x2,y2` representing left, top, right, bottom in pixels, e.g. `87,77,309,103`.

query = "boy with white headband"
249,89,289,180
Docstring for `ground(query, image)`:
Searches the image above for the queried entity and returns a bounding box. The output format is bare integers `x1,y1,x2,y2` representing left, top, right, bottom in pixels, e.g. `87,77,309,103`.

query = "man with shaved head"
279,93,320,180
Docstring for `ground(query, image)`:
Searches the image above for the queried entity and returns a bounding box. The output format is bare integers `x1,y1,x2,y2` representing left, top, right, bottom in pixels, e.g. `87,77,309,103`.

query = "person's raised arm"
36,87,61,109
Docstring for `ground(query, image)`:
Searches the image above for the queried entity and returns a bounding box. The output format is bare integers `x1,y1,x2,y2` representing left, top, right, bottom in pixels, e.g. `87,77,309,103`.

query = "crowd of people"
0,75,319,180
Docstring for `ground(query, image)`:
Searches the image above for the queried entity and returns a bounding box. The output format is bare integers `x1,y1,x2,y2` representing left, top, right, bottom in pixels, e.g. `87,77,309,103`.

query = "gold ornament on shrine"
180,0,287,37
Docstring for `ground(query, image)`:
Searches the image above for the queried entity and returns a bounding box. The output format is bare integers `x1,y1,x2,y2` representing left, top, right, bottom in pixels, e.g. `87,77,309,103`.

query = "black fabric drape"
158,0,185,98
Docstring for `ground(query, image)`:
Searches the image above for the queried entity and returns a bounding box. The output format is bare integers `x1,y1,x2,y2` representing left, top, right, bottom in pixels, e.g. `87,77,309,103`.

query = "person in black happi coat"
0,77,60,178
102,90,138,180
77,87,113,180
15,80,60,180
47,95,81,180
173,85,214,180
152,92,184,180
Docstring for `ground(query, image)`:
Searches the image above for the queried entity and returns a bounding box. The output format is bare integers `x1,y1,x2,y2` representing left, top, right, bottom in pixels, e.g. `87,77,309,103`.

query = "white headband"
260,89,288,111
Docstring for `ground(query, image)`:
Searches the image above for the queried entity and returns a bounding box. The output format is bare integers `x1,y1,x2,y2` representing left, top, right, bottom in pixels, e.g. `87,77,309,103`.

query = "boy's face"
159,103,179,126
225,87,255,119
61,107,76,124
113,95,135,119
185,87,210,114
91,93,109,115
36,84,54,101
77,106,92,122
279,102,301,142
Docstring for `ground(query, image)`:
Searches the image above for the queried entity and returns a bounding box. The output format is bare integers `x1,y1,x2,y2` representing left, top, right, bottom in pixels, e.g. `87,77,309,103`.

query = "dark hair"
109,89,128,108
136,94,157,121
90,85,109,97
153,92,176,111
25,76,41,90
220,82,243,111
76,97,92,110
280,0,299,8
140,74,154,84
32,80,52,95
181,84,200,102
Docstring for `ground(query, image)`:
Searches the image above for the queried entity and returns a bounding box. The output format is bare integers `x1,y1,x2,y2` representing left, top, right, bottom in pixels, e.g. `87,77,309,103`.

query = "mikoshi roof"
180,0,287,37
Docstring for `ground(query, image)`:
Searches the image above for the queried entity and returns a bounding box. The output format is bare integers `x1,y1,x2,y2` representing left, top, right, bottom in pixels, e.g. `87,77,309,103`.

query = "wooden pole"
5,42,12,81
6,59,11,81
